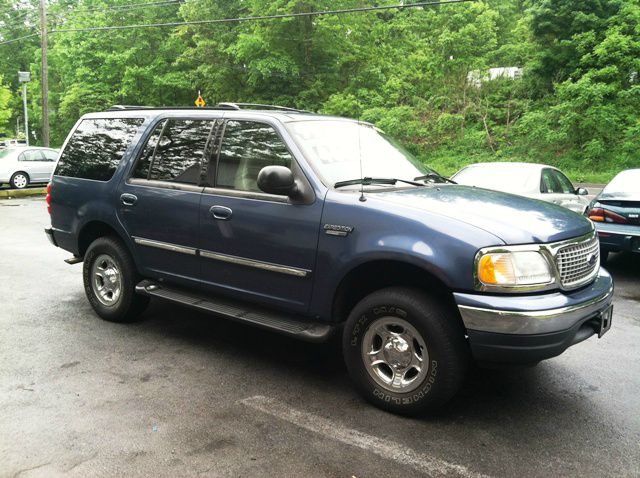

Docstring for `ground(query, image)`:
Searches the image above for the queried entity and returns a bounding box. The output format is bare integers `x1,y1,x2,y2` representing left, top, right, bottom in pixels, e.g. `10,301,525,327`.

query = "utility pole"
18,72,30,146
39,0,50,147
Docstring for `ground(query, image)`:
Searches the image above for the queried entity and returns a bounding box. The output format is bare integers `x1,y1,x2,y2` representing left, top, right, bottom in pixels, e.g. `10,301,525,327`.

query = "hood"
377,185,594,245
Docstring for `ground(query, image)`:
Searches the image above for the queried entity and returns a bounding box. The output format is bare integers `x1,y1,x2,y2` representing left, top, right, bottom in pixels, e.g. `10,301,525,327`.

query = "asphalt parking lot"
1,196,639,478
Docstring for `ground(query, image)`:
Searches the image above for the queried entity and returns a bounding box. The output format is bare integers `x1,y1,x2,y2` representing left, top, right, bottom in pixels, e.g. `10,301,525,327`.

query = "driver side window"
216,120,292,193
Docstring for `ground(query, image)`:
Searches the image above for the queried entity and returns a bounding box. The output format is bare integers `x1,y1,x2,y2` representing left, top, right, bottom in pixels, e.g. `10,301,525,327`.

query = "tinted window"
134,119,214,185
540,169,561,193
55,118,144,181
551,170,574,194
217,121,292,192
42,150,59,161
132,120,165,180
19,150,44,161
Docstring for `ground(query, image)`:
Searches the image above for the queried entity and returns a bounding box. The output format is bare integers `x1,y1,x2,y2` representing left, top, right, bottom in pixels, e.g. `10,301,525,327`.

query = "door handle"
210,205,232,220
120,193,138,206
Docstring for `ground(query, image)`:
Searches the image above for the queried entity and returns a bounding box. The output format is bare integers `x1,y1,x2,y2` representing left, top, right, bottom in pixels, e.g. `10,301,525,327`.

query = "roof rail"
105,103,313,113
107,105,153,111
219,102,312,114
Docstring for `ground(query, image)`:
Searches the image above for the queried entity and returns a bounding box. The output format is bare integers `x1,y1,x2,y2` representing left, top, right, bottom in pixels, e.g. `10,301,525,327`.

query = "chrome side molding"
132,236,310,277
132,237,198,256
200,249,310,277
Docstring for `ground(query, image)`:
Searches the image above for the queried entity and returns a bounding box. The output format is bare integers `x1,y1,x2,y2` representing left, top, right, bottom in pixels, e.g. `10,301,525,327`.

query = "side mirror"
576,187,589,196
257,166,298,197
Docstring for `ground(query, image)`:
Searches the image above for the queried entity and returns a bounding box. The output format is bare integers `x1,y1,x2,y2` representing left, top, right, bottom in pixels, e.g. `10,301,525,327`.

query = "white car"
451,162,591,214
0,147,59,189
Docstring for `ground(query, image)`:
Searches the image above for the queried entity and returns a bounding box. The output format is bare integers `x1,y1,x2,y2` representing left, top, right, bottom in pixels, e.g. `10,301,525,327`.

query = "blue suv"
45,103,614,415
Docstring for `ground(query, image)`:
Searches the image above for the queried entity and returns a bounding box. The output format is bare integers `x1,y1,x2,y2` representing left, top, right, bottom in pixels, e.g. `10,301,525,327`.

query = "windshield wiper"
414,172,457,184
334,177,425,189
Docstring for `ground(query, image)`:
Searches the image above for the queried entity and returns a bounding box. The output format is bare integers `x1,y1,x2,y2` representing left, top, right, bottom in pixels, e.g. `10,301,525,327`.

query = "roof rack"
217,102,312,113
106,103,313,113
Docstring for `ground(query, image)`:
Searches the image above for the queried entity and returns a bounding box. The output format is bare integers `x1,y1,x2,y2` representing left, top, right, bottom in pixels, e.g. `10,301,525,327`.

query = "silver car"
451,162,590,214
0,147,59,189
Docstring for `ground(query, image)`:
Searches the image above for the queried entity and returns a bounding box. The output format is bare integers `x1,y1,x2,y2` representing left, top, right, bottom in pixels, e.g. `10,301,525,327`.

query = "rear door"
118,117,217,286
18,149,49,182
198,119,322,312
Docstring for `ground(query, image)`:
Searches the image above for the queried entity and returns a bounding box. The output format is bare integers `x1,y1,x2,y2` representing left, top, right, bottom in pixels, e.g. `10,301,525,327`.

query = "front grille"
555,234,600,288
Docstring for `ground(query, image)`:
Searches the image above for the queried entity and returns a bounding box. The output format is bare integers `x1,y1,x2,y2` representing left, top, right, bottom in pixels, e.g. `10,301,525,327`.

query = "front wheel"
83,236,149,323
342,287,468,416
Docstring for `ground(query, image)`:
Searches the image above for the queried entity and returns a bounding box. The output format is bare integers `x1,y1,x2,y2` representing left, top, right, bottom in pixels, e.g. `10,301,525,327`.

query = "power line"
0,32,39,46
49,0,182,16
0,0,476,46
50,0,475,33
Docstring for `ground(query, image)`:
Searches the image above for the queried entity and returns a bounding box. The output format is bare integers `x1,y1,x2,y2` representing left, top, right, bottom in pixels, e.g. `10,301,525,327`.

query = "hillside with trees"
0,0,638,181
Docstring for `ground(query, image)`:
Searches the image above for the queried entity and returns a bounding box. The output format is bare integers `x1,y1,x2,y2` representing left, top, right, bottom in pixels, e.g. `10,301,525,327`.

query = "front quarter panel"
310,190,505,320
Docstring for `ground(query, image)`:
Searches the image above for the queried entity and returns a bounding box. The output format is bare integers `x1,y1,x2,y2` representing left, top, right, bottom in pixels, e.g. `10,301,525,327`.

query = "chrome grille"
555,234,600,288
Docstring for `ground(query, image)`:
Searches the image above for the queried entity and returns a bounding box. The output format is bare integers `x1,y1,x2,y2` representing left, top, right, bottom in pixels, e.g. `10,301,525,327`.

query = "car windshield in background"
602,169,640,198
286,120,437,188
453,165,533,193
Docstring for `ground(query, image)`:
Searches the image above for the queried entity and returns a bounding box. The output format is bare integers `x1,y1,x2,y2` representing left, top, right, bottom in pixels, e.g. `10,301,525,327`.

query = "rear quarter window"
55,118,144,181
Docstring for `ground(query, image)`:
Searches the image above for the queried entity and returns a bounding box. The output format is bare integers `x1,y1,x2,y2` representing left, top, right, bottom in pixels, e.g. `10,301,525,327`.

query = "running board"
135,280,334,343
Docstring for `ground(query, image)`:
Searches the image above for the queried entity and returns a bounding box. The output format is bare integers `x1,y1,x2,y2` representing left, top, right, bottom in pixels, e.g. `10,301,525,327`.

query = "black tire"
600,249,609,264
10,171,29,189
342,287,468,416
83,236,149,323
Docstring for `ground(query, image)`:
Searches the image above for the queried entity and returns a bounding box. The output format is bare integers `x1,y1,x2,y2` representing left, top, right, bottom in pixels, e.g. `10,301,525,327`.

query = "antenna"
357,120,366,202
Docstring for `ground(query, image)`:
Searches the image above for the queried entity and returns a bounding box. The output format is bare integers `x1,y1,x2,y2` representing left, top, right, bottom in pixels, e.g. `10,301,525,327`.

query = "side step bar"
135,280,335,343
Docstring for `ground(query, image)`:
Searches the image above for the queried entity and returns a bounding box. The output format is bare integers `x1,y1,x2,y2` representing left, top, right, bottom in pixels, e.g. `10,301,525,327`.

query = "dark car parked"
45,104,614,415
587,169,640,261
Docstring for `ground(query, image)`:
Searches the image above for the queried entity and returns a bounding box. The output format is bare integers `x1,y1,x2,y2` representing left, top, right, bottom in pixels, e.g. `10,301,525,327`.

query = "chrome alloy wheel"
361,317,429,393
91,254,122,306
12,173,28,189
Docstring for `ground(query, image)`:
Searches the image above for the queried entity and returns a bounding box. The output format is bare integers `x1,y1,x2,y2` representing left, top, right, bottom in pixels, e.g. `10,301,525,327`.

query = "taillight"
588,207,627,224
588,207,605,222
46,182,52,215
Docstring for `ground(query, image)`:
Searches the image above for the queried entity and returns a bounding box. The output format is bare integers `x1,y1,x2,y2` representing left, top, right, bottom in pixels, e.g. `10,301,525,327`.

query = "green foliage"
0,75,12,132
0,0,637,182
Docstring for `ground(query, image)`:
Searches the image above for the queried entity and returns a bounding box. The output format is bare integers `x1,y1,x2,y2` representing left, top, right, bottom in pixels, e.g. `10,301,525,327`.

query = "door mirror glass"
257,166,297,196
576,187,589,196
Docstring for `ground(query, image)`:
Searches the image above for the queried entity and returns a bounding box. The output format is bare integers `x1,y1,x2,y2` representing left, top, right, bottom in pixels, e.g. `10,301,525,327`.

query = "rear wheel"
83,236,148,322
342,287,468,415
10,172,29,189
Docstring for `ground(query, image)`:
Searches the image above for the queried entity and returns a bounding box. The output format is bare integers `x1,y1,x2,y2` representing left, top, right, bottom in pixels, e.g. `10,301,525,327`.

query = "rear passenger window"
19,150,44,161
55,118,144,181
216,121,292,193
132,119,215,185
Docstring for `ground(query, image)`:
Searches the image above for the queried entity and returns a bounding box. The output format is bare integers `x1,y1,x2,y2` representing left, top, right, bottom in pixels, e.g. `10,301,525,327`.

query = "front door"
198,119,322,312
118,117,217,285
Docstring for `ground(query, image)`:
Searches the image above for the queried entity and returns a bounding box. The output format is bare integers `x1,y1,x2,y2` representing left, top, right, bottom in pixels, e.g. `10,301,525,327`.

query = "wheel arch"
331,259,460,324
77,220,133,259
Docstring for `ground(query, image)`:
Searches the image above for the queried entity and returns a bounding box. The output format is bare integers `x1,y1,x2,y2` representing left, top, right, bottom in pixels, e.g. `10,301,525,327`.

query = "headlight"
475,249,554,290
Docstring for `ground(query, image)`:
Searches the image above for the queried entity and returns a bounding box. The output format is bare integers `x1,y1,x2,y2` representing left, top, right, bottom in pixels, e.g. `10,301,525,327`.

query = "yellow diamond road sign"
195,94,206,108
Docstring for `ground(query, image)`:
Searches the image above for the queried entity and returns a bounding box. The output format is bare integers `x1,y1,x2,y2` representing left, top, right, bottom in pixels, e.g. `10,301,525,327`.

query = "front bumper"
455,268,614,364
595,223,640,253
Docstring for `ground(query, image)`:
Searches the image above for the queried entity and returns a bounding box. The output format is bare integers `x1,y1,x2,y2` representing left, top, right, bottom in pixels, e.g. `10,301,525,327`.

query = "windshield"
286,120,436,188
603,169,640,195
452,165,535,193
